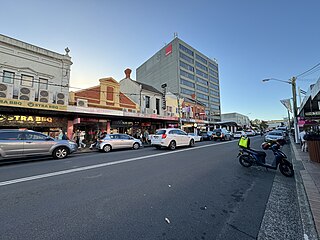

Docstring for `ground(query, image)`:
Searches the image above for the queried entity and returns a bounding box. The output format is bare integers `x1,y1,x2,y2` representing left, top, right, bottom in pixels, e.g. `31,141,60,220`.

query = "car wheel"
53,147,69,159
168,141,176,150
103,144,112,153
189,139,195,147
133,142,140,150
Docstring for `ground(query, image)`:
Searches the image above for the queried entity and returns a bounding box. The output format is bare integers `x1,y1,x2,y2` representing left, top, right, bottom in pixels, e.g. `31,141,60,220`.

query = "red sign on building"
165,44,172,56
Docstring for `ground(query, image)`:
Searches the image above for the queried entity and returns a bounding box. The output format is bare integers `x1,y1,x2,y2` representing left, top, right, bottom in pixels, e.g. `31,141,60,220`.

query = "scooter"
237,141,294,177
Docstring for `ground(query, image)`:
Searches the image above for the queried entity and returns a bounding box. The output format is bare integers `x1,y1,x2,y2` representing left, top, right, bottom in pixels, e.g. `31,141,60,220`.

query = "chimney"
124,68,132,79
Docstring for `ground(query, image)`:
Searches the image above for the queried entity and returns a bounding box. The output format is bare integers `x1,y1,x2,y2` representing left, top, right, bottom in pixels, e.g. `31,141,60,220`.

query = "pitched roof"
136,81,162,94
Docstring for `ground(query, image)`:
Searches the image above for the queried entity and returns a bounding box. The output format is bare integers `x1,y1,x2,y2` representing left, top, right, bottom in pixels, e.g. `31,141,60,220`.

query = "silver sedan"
96,134,142,153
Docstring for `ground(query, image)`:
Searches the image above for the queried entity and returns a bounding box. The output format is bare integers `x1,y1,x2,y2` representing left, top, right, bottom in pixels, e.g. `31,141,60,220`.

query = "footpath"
291,139,320,239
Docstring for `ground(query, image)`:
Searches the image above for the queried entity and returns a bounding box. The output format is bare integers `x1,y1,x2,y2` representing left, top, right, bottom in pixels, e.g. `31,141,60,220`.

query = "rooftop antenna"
174,32,178,38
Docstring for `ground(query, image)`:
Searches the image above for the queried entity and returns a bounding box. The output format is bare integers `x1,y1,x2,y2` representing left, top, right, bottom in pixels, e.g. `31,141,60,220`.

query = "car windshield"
155,130,166,135
269,132,282,136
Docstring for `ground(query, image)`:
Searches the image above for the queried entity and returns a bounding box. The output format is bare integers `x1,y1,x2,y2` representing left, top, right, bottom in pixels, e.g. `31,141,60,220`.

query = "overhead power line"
296,62,320,79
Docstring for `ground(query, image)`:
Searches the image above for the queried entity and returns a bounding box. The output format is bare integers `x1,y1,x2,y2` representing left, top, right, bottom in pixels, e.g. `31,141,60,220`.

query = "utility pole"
177,94,182,129
291,77,300,144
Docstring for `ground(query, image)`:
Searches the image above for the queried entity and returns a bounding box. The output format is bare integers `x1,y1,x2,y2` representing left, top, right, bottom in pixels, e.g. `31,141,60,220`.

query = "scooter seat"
249,148,267,158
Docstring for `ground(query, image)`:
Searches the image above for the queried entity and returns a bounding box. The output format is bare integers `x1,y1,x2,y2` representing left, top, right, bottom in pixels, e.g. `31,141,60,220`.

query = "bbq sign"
0,114,53,124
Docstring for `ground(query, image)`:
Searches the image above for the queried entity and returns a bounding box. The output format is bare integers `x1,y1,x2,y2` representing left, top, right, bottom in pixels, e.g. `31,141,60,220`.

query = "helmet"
261,142,270,150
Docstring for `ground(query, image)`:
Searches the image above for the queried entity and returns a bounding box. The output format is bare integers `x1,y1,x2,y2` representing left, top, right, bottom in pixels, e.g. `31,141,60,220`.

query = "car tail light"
162,134,167,139
99,140,104,143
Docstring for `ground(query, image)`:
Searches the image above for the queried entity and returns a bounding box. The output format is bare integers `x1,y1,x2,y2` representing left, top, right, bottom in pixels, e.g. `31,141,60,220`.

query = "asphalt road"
0,136,297,240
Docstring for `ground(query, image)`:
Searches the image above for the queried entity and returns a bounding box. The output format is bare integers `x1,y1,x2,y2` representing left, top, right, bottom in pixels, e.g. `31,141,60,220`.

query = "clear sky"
1,0,319,121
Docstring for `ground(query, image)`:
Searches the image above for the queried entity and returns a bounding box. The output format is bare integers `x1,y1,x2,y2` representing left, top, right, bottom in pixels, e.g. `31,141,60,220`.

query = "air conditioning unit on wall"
38,89,52,103
77,98,88,107
56,92,67,105
19,87,35,101
0,83,13,99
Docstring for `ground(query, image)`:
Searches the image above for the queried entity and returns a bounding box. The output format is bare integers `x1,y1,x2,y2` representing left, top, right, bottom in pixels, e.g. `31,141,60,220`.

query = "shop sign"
0,98,67,111
305,111,320,116
0,114,53,124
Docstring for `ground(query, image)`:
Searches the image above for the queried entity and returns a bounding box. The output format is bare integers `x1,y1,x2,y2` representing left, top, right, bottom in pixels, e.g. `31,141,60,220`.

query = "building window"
181,87,195,96
145,96,150,108
39,78,48,90
210,97,220,103
179,44,194,56
196,61,208,72
21,74,34,87
209,69,219,78
210,104,220,110
3,71,15,84
196,77,208,86
107,86,114,101
197,92,209,100
196,69,208,79
209,83,219,90
180,61,194,72
180,69,194,80
196,85,209,93
180,78,195,88
209,76,219,84
179,52,194,64
209,62,218,71
196,54,207,65
210,89,219,96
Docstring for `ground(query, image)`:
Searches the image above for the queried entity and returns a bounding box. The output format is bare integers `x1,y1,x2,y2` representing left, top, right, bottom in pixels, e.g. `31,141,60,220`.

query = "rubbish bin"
307,140,320,163
305,133,320,162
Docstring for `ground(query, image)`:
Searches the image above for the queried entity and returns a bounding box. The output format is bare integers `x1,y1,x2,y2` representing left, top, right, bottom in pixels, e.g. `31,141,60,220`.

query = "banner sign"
0,98,67,111
0,114,54,124
280,99,292,113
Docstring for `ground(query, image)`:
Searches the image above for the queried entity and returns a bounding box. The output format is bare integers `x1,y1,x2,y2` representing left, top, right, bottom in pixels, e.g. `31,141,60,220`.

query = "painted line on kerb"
0,140,237,187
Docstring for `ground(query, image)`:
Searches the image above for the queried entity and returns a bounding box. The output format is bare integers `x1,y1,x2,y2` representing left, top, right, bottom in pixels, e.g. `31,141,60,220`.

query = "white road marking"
0,140,238,187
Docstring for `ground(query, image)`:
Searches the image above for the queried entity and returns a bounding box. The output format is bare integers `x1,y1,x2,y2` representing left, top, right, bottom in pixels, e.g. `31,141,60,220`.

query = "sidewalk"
291,139,320,239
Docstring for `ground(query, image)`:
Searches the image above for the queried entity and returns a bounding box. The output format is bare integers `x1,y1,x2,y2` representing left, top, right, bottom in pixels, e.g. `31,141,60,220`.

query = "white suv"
151,128,195,150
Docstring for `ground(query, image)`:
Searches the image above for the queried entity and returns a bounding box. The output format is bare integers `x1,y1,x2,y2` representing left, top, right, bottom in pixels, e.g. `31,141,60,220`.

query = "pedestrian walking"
58,129,63,140
79,131,86,149
299,129,307,152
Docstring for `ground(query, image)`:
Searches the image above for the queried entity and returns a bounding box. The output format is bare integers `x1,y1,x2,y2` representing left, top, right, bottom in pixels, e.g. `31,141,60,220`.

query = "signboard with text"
0,98,67,111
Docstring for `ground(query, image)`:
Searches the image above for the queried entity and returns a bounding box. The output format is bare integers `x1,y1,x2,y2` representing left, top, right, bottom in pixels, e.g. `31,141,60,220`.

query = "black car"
199,131,213,141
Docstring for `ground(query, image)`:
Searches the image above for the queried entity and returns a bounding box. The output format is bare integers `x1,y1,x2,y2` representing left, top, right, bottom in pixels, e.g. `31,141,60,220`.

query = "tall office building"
136,37,221,122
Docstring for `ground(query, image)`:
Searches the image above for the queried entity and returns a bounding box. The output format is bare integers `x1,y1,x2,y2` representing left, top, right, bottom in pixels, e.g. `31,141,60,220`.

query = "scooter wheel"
239,155,253,168
279,161,294,177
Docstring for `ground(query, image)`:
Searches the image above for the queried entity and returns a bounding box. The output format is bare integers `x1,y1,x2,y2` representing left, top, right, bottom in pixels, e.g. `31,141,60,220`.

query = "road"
0,136,301,240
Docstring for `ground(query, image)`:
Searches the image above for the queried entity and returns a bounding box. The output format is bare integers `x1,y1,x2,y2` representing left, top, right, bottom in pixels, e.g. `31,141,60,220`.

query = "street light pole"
262,77,300,144
291,76,300,144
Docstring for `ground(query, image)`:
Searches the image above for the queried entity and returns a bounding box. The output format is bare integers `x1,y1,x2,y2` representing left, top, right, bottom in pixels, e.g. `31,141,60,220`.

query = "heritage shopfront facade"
0,98,70,138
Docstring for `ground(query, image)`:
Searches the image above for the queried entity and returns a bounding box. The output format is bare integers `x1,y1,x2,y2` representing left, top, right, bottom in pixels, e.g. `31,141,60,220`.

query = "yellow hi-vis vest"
238,136,250,148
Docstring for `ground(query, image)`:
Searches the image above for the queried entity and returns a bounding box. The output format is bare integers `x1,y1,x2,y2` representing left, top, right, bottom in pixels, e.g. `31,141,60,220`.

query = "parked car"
188,133,203,142
233,131,246,138
212,128,233,141
97,134,142,152
0,129,78,160
264,131,285,142
151,128,195,150
245,130,256,136
199,131,213,141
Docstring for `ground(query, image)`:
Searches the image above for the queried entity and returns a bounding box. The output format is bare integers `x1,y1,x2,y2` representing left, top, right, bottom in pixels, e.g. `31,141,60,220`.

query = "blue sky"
1,0,319,121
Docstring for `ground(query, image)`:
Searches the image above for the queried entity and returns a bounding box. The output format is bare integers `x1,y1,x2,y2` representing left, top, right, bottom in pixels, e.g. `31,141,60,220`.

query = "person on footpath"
299,129,307,152
79,131,86,149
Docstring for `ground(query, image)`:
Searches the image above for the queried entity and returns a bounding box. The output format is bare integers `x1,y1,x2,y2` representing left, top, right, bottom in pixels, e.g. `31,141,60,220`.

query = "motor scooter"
237,141,294,177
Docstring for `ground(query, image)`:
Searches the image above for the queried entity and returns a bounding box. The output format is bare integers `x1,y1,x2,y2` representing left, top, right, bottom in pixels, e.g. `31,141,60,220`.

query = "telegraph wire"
296,61,320,79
